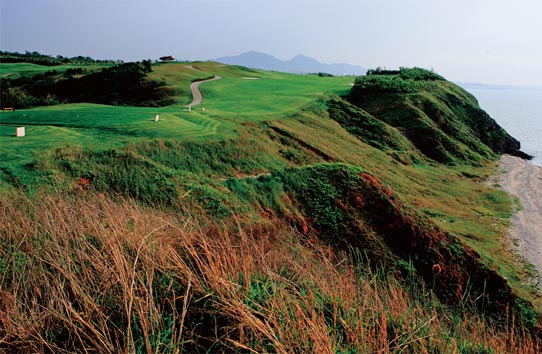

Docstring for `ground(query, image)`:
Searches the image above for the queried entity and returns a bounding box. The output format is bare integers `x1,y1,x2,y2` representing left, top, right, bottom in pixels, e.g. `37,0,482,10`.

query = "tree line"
1,61,176,108
1,50,122,66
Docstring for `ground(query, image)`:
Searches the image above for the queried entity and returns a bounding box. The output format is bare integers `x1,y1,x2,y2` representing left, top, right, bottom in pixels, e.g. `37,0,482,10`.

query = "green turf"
0,62,113,78
0,104,228,179
1,62,352,180
198,69,353,121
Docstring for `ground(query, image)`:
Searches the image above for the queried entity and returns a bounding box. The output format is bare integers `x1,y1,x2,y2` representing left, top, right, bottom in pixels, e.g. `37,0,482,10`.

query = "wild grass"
1,190,539,353
1,61,540,351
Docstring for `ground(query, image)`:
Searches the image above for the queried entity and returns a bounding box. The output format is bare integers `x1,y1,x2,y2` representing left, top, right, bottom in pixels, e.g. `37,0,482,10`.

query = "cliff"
346,68,531,164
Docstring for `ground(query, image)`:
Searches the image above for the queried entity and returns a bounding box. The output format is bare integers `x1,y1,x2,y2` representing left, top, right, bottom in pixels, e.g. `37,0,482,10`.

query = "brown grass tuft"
1,191,540,352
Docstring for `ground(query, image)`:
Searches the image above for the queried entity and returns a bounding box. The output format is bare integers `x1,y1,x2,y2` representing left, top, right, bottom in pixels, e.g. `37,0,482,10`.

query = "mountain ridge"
215,51,367,75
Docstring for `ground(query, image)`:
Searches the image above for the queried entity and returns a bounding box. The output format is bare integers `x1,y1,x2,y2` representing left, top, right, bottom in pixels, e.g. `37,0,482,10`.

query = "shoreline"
496,155,542,289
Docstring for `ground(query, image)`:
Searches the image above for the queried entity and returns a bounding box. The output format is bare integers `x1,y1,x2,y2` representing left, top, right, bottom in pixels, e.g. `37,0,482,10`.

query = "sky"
1,0,541,86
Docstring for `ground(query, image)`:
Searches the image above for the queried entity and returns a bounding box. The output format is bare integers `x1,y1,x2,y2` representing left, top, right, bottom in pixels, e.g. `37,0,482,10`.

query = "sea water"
462,85,542,166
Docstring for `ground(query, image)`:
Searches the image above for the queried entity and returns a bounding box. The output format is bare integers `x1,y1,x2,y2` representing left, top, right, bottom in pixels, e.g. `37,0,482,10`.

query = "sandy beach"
497,155,542,287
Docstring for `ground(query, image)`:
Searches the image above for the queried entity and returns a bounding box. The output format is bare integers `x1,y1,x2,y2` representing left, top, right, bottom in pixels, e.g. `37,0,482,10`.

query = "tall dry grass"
0,190,540,353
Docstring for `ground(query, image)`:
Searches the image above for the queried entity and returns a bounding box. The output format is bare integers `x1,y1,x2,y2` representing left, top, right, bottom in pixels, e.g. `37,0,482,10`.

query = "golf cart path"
188,75,222,109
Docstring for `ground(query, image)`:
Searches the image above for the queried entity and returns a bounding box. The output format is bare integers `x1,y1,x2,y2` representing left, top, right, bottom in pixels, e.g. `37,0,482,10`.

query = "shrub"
1,61,176,108
398,67,445,81
353,67,444,96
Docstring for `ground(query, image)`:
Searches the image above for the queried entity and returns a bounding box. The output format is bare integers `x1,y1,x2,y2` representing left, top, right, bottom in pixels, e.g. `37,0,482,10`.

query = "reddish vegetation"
3,192,539,352
78,177,92,186
301,219,309,235
432,263,443,274
286,170,530,319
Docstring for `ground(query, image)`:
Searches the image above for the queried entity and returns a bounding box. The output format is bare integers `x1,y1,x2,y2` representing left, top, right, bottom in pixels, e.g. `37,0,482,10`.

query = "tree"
1,87,35,108
142,59,153,73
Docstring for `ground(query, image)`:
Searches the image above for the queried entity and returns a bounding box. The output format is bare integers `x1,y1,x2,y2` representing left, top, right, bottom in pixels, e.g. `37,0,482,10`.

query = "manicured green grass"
150,62,353,116
1,63,352,185
0,103,221,136
0,104,232,188
199,69,353,121
0,62,113,77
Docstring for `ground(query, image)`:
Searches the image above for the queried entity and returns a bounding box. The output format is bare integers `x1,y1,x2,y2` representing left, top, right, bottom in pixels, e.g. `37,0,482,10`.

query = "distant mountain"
215,51,367,76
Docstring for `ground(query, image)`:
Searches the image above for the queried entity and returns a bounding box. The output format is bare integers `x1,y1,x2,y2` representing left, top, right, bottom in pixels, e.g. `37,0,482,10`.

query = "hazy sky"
2,0,541,86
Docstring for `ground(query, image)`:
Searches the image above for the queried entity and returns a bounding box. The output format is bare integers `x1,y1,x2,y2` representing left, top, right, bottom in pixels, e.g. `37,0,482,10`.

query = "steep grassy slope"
1,62,540,351
347,68,530,164
227,163,534,316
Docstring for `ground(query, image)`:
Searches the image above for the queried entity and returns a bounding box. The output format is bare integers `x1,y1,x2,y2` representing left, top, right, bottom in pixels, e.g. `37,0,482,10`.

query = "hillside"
347,68,531,163
1,60,540,352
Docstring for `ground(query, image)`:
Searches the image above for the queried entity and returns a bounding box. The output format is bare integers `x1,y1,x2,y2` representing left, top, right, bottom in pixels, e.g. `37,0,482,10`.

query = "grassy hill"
348,68,530,164
1,60,540,352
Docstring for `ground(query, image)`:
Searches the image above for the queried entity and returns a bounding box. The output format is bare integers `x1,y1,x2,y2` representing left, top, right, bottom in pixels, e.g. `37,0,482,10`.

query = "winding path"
187,75,222,109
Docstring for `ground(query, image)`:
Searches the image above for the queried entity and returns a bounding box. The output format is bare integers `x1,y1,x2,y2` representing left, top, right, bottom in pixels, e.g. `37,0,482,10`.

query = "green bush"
352,75,419,94
55,148,178,206
353,67,444,96
1,61,176,108
398,67,445,81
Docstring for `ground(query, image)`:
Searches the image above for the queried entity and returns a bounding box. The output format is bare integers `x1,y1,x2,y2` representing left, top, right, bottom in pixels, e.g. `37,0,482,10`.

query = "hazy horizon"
2,0,541,86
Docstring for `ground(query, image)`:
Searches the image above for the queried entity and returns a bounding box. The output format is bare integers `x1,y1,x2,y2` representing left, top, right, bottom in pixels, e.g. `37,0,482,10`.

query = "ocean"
462,85,542,166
